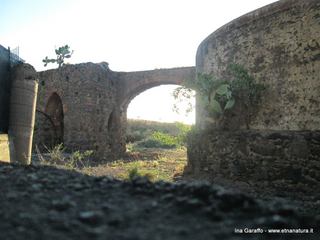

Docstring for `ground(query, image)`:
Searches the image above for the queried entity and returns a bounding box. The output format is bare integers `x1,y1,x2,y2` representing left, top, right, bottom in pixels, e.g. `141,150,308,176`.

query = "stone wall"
33,63,194,160
188,0,320,190
34,62,118,158
188,130,320,189
196,0,320,130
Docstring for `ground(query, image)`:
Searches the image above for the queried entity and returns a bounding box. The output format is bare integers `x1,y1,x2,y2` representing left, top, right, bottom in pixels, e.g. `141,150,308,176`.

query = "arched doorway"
125,84,195,149
127,84,195,124
119,84,195,180
35,92,64,149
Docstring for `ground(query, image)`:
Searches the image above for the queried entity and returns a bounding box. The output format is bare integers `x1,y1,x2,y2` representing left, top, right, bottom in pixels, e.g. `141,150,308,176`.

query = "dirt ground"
0,162,319,240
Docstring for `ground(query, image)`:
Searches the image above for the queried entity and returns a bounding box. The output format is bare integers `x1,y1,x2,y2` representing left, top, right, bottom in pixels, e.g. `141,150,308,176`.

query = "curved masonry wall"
196,0,320,130
189,0,320,189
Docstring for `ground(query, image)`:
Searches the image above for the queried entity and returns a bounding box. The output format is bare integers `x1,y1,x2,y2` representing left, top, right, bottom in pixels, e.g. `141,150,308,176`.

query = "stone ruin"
2,0,318,193
33,63,195,159
188,0,320,189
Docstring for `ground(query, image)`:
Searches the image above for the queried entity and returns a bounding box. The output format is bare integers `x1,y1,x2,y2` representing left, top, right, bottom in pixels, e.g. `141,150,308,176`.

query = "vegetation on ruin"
173,64,265,128
37,143,94,169
42,45,73,68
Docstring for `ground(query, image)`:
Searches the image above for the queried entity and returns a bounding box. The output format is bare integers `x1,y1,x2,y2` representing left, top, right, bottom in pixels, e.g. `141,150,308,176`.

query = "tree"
43,45,73,68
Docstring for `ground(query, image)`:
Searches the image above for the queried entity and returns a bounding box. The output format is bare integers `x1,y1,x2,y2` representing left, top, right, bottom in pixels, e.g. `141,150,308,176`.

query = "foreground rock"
0,163,318,240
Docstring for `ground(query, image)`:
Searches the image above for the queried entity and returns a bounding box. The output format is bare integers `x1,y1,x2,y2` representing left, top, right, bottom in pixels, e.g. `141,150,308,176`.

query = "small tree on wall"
173,64,265,129
43,45,73,68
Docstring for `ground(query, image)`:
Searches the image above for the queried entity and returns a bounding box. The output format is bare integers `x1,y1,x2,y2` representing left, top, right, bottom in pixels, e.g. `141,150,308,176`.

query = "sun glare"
127,85,195,124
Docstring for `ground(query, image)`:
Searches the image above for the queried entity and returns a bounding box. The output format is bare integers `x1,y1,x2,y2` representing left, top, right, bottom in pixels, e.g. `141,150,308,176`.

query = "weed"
67,150,94,169
128,167,140,180
47,143,65,164
102,148,186,182
38,144,94,169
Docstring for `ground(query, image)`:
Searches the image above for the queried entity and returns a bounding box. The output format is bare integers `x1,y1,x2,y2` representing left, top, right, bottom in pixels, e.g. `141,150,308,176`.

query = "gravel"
0,163,318,240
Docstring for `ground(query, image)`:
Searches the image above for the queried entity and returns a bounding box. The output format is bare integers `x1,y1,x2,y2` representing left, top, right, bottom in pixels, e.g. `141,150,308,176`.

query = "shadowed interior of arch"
43,92,64,148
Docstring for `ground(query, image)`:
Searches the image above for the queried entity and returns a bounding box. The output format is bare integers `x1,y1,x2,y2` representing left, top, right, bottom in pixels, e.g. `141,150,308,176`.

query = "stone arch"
121,82,181,113
123,83,195,153
113,67,196,156
43,92,64,148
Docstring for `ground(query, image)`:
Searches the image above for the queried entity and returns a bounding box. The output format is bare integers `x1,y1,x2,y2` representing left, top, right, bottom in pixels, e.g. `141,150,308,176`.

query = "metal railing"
9,46,25,66
0,44,24,133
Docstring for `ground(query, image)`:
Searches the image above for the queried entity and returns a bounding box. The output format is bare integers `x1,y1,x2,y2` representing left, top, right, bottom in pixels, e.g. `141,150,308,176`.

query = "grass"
126,119,191,147
35,119,191,182
35,144,94,169
35,142,188,183
81,148,187,182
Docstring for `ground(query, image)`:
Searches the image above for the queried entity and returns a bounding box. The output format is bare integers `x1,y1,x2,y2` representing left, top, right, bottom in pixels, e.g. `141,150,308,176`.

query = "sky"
1,0,278,124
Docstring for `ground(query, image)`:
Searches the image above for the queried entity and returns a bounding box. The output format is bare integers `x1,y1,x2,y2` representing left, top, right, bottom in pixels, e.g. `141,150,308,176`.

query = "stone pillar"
8,64,38,164
109,107,126,159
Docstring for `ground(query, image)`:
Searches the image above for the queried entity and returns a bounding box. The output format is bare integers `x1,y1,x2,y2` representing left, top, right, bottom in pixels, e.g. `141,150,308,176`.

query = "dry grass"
81,147,187,182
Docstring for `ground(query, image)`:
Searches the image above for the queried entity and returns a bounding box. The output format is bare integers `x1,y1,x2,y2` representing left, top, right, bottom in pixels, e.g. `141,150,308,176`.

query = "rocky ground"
0,163,319,240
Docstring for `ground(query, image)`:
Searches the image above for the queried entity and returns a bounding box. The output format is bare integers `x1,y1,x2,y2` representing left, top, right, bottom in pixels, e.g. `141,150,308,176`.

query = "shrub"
136,139,164,148
43,45,73,68
126,130,145,143
68,150,94,169
45,143,65,164
173,63,265,128
128,167,155,181
174,122,192,146
126,120,192,149
151,131,178,146
128,167,140,180
135,131,180,149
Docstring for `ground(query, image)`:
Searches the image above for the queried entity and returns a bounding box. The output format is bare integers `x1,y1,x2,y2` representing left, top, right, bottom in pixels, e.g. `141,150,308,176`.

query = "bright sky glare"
1,0,278,124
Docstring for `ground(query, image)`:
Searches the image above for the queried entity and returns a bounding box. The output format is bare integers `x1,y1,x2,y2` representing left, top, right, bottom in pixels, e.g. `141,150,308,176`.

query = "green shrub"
128,167,140,180
68,150,94,168
128,167,155,181
126,120,190,140
126,130,145,143
173,63,265,128
136,131,178,149
136,139,162,148
152,131,178,146
126,120,192,149
174,122,192,146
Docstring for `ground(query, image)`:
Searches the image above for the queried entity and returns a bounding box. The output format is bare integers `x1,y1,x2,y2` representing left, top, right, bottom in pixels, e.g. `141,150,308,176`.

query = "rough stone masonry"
33,0,320,191
188,0,320,189
33,63,195,159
